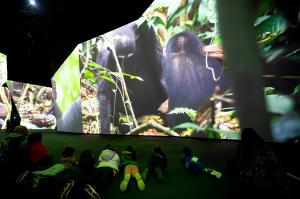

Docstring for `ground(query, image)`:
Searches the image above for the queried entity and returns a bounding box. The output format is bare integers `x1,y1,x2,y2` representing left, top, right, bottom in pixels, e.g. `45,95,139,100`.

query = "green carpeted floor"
41,130,241,199
2,130,298,199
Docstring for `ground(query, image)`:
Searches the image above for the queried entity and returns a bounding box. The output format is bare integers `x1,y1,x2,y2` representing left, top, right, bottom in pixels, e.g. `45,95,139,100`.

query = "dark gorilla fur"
163,31,229,127
96,21,166,134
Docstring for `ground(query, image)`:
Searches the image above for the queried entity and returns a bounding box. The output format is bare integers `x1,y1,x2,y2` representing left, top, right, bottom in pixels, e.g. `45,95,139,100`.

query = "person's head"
13,125,28,136
183,147,192,156
123,146,137,160
62,147,76,158
103,144,115,152
27,132,42,144
79,149,95,170
241,127,263,145
153,146,163,154
99,149,116,162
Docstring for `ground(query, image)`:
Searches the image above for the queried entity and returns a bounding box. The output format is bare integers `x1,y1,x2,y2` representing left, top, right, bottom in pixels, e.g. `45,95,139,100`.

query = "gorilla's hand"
202,45,224,60
158,99,169,114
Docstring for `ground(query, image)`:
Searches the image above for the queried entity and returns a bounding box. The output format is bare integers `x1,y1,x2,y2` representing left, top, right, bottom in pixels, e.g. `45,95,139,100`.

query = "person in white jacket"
94,145,120,194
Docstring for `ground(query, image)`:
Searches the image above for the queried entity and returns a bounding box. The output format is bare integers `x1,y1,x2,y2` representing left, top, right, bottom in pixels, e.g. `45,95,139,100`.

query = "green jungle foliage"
53,48,80,113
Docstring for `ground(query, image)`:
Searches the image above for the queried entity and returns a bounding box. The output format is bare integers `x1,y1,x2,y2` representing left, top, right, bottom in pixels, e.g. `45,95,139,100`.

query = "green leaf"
168,107,197,121
294,84,300,94
54,47,80,113
198,31,216,40
98,70,109,76
264,87,275,95
254,15,271,26
167,6,186,28
83,70,95,79
88,62,104,69
100,75,115,84
265,95,295,114
152,16,166,27
256,0,275,17
173,122,204,132
212,35,222,45
256,13,289,46
263,46,286,62
207,128,241,139
198,0,218,25
110,72,144,81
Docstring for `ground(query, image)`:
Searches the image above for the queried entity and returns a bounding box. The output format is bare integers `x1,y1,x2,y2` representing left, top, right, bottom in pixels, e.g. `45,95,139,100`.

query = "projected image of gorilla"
92,21,166,134
160,31,229,129
57,0,235,137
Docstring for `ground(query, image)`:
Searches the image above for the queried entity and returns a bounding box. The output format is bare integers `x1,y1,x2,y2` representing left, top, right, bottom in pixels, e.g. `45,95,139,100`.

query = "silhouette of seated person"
4,125,29,172
236,128,291,198
27,132,52,171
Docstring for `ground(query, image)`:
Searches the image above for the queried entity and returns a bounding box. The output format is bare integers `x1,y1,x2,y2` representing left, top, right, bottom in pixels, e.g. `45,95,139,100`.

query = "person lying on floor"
182,146,222,179
60,149,101,199
142,146,168,182
95,144,120,194
119,146,145,192
33,146,78,176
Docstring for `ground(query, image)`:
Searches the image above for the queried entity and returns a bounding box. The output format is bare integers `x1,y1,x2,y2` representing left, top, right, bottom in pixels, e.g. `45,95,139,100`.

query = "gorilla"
55,27,229,134
96,21,166,134
161,31,229,127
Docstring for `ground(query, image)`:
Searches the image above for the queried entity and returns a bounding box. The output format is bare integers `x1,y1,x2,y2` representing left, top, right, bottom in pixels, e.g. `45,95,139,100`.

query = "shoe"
32,175,41,192
16,170,30,184
137,180,145,191
142,168,149,182
120,180,129,192
134,173,145,191
60,180,75,199
211,170,222,179
120,173,131,192
84,184,101,199
155,167,164,182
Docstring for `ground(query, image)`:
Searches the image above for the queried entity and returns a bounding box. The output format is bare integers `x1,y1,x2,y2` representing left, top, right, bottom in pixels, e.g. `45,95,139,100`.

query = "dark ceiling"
0,0,152,87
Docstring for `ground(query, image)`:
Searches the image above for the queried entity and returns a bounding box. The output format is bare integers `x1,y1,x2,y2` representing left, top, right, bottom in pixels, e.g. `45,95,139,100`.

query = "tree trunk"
217,0,272,141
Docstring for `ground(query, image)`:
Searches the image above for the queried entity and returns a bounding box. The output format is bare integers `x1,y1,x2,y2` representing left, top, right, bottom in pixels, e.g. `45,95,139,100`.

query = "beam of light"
29,0,37,7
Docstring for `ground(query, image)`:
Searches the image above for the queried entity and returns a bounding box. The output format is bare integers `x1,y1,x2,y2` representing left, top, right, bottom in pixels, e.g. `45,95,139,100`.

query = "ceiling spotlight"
29,0,37,7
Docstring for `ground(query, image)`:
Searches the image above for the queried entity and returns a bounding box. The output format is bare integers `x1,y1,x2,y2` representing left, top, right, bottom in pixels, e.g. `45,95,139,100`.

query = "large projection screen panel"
0,86,11,129
6,80,55,129
54,0,299,142
53,47,82,133
0,52,7,86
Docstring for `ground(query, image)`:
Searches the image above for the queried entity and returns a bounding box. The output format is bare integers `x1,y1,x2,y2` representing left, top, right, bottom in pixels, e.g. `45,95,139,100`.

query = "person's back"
92,145,120,195
97,148,120,174
61,147,78,169
59,149,101,199
182,147,204,173
182,146,222,179
28,132,51,171
236,128,291,198
5,125,29,170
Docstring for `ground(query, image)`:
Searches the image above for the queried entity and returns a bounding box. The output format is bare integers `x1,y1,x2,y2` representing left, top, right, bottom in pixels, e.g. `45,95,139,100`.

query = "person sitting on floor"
28,132,53,171
236,127,292,198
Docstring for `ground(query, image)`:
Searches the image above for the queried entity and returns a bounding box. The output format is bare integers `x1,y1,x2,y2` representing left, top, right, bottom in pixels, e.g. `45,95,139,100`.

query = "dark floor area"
1,130,299,199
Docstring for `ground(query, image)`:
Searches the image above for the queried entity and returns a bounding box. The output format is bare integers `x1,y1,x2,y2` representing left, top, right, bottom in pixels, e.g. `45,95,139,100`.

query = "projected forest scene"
0,52,7,86
54,0,300,142
6,81,55,129
0,87,11,129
